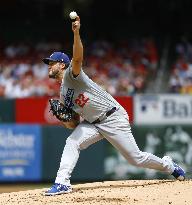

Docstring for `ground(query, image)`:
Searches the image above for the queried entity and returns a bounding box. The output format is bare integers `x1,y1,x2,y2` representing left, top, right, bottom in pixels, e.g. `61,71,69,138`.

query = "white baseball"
69,11,78,20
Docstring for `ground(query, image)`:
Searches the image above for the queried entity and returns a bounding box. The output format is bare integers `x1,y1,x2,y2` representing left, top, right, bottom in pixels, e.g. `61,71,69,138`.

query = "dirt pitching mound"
0,180,191,205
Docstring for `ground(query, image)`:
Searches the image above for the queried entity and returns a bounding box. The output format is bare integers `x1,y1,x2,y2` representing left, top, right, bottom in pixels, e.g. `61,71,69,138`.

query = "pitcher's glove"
49,99,73,122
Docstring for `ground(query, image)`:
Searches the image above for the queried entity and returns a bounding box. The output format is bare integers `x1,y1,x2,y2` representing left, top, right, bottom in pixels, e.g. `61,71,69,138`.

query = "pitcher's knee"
79,141,90,150
66,138,80,150
128,151,148,167
66,137,88,151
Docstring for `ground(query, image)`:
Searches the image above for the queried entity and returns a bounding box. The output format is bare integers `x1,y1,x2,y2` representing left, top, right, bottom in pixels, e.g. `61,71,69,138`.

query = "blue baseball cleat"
162,156,185,181
44,183,72,196
171,163,185,181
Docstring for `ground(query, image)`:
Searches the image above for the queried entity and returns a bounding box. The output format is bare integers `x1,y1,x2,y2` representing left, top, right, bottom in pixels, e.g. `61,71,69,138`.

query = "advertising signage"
0,124,42,181
135,95,192,125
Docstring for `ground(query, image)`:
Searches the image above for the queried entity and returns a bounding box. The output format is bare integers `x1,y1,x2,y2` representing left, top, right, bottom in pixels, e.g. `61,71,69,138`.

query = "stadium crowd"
169,37,192,94
0,38,158,98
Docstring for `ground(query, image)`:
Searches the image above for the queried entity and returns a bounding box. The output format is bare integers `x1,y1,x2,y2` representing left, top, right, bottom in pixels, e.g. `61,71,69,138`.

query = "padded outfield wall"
0,95,191,182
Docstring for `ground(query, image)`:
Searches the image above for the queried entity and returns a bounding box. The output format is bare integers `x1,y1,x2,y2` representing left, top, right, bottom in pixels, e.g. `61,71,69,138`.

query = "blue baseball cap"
43,52,70,65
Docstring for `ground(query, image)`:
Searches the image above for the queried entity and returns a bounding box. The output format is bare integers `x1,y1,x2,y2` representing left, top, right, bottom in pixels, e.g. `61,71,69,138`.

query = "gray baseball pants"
55,107,174,185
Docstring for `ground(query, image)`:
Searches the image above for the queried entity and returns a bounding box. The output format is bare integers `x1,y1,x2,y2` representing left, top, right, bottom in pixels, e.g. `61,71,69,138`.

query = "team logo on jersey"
64,88,75,109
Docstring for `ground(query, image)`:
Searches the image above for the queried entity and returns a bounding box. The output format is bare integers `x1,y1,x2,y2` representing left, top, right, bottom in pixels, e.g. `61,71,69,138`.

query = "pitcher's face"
48,61,63,79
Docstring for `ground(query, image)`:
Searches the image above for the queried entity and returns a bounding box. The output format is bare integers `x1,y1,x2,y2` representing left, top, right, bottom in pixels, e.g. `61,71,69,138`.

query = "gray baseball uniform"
55,65,175,185
60,64,121,123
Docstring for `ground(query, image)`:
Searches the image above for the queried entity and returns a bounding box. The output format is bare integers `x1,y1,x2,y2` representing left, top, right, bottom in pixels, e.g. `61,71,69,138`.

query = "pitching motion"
42,12,185,196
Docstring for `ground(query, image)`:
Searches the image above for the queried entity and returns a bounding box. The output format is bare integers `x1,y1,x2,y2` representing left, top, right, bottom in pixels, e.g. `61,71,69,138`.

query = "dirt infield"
0,180,191,205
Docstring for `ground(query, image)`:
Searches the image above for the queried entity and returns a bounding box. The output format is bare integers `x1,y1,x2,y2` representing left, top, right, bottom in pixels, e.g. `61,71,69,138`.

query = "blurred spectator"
0,38,158,98
169,37,192,94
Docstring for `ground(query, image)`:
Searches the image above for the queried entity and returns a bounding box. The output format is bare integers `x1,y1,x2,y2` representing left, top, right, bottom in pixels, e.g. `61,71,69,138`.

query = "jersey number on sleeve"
75,93,89,108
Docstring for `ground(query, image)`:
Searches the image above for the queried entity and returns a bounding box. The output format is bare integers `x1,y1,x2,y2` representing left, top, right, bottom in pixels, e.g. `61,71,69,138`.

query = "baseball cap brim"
42,58,57,65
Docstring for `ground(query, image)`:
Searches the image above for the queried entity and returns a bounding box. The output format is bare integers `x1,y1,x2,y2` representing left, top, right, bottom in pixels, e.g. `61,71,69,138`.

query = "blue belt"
92,107,117,124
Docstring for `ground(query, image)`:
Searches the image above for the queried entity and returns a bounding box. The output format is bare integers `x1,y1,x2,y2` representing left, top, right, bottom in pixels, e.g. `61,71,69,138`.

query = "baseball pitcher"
42,15,185,196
